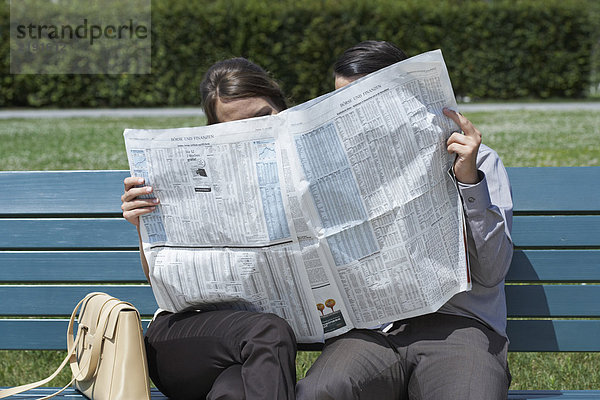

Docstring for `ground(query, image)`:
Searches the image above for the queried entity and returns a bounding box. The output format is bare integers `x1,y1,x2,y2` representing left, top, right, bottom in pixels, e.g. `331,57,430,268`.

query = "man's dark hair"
200,57,288,125
334,40,408,79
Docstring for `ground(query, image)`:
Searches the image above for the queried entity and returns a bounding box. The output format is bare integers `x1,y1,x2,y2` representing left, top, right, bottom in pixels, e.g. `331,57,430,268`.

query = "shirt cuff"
457,170,492,216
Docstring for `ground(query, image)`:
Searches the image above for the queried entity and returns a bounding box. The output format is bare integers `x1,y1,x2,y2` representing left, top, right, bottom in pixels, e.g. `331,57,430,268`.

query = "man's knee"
296,368,358,400
408,344,509,400
297,330,401,400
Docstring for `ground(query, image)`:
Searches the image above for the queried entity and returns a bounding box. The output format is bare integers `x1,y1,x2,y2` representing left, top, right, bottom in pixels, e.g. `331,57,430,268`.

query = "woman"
121,58,296,400
296,41,513,400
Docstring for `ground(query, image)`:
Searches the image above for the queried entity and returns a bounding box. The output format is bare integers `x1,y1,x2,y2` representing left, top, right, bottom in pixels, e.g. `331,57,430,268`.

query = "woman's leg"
207,364,244,400
145,310,297,400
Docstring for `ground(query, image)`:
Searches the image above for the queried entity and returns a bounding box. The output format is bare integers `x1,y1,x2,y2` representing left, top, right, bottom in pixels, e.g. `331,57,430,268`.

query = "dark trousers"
296,313,511,400
145,310,297,400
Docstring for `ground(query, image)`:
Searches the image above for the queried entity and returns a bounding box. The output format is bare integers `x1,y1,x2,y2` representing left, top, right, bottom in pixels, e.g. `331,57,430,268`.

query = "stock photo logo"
10,0,151,74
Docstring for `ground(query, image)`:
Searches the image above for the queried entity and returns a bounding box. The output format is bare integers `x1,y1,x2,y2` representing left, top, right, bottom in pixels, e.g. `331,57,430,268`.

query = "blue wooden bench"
1,167,599,399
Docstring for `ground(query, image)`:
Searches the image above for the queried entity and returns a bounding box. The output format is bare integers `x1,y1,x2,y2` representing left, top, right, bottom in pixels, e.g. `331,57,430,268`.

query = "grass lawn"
466,110,600,167
1,108,599,389
0,115,207,171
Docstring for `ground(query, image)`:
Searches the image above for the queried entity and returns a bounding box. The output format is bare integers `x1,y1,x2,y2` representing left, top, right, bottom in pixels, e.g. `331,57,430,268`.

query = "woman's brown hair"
200,58,288,125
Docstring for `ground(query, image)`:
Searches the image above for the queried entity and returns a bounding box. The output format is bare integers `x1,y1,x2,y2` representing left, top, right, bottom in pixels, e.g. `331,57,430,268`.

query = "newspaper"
124,49,470,343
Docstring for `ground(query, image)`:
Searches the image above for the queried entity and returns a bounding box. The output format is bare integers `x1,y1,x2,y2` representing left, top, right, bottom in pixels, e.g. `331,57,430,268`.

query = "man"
296,41,513,400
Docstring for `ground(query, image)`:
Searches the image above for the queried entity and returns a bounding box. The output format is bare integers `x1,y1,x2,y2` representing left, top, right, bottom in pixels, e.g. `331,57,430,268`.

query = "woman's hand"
443,108,481,184
121,177,159,227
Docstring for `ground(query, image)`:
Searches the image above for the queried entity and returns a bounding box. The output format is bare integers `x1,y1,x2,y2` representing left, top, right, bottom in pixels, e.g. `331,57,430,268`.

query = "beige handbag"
0,292,151,400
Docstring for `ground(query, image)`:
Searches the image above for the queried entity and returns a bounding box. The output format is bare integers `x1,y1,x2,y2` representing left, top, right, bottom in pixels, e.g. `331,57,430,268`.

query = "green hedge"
1,0,598,107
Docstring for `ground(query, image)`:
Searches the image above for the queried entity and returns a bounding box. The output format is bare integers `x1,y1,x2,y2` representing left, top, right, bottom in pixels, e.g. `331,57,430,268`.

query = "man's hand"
443,108,481,184
121,177,159,227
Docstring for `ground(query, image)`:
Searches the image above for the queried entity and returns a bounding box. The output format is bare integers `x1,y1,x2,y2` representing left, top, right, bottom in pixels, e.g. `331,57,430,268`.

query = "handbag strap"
0,292,94,399
66,292,112,382
68,299,136,382
0,292,139,399
0,343,78,399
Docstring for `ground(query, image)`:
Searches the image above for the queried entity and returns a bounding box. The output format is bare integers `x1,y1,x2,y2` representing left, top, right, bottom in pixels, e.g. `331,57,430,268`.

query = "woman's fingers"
121,197,159,212
121,176,159,226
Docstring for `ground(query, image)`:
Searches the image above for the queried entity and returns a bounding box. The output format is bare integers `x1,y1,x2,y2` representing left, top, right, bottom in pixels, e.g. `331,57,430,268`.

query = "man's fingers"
447,131,470,146
447,142,468,156
443,107,467,130
443,108,481,140
447,132,478,154
443,107,470,127
443,107,461,125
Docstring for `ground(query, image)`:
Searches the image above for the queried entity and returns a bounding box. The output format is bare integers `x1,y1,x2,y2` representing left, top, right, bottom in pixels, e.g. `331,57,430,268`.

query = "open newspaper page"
123,49,470,343
124,117,325,342
280,49,470,336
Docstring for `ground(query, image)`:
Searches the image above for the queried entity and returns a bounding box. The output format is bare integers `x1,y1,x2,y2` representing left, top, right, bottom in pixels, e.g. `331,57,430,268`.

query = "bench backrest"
0,167,599,351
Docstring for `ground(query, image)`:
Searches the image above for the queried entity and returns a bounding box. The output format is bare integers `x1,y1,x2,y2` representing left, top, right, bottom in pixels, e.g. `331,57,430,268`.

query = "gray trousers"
296,313,510,400
145,310,297,400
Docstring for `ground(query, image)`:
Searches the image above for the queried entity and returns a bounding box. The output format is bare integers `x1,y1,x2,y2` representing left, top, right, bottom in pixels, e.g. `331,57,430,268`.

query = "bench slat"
0,251,144,282
0,387,167,399
1,388,597,400
2,284,597,318
511,215,600,248
0,171,129,216
0,285,157,316
506,250,600,283
2,168,598,216
507,391,600,399
0,219,138,250
1,215,598,250
506,285,600,317
1,249,596,283
1,167,598,399
0,319,152,350
506,320,600,352
1,318,598,352
507,167,600,214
